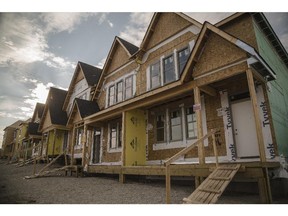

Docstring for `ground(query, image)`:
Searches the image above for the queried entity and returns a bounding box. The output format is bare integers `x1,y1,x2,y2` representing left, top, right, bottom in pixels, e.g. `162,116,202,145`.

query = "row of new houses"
2,12,288,202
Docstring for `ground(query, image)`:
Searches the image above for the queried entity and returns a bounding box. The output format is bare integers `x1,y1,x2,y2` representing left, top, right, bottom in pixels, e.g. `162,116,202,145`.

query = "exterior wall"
193,33,247,78
67,75,90,114
47,129,65,156
146,95,226,161
146,13,192,50
42,110,52,132
100,121,122,163
254,22,288,158
2,127,15,157
219,14,258,50
98,61,138,110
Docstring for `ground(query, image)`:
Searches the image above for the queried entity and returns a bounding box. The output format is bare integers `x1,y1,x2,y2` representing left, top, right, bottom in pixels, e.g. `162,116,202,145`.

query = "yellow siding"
124,109,146,166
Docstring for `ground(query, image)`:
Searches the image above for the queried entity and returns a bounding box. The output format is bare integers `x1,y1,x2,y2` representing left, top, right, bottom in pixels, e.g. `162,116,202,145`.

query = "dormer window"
116,81,123,103
150,61,161,89
125,75,133,99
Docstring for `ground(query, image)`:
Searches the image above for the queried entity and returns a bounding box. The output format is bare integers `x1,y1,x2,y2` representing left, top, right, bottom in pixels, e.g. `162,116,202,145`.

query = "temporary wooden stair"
183,163,241,204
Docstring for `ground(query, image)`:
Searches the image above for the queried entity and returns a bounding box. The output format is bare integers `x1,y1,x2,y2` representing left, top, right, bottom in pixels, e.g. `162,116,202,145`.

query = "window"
163,55,175,84
75,128,83,146
170,109,182,141
186,107,197,139
116,81,123,103
178,47,190,75
109,121,122,149
125,76,133,99
156,113,166,142
108,85,115,106
150,61,161,89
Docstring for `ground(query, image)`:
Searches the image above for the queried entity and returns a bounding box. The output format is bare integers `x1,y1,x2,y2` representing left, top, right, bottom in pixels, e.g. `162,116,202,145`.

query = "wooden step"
209,176,231,181
198,188,221,194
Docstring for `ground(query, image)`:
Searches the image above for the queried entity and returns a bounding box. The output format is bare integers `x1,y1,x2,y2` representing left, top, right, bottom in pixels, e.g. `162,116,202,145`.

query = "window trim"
107,120,122,153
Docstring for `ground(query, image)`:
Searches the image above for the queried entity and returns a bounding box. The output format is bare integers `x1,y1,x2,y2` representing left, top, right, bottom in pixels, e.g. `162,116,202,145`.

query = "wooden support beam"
82,125,87,167
52,129,57,157
246,69,266,162
70,127,76,165
199,85,217,97
121,111,126,166
166,165,171,204
194,87,205,165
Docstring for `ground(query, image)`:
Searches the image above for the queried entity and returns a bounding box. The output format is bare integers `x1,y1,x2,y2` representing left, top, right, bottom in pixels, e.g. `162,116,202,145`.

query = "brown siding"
146,13,192,50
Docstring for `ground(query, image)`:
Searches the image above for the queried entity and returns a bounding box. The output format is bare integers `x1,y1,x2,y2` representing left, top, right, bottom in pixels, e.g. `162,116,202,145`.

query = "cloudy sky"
0,10,287,147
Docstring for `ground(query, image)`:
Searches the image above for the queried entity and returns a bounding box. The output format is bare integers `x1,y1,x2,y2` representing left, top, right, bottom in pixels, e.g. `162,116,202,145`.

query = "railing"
164,128,219,204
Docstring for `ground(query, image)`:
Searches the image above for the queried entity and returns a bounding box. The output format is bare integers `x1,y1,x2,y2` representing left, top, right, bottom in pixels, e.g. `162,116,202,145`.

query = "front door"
231,99,260,158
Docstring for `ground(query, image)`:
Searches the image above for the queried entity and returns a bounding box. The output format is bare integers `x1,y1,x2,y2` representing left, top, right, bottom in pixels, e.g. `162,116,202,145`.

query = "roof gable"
67,98,100,126
31,103,45,123
39,87,68,131
27,122,41,136
138,13,202,53
181,22,276,83
92,37,139,101
63,62,102,111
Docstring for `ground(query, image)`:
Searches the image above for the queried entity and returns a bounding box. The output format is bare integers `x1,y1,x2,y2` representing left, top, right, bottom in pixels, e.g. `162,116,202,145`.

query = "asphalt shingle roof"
78,62,102,86
117,37,139,55
75,98,100,118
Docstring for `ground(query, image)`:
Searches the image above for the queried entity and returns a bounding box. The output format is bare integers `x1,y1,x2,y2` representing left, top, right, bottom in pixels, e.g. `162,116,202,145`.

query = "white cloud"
96,57,107,69
108,20,114,28
119,13,153,46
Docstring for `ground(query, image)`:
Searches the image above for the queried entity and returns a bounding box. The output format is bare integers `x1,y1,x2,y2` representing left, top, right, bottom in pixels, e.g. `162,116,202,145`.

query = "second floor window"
116,81,123,103
108,85,115,106
163,55,175,84
125,76,133,99
150,61,161,89
178,47,190,75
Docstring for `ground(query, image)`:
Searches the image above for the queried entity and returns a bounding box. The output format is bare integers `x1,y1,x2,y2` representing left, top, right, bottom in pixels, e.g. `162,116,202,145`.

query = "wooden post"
195,176,200,189
120,112,126,183
246,69,266,162
52,129,57,157
82,125,87,167
194,87,205,164
212,130,219,168
70,127,76,165
166,165,171,204
45,131,50,162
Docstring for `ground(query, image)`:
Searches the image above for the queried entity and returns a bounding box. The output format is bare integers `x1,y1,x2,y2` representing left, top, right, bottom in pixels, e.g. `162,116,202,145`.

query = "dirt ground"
0,159,287,204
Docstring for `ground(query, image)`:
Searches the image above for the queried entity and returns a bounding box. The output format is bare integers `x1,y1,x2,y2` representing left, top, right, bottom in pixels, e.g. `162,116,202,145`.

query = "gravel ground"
0,159,287,204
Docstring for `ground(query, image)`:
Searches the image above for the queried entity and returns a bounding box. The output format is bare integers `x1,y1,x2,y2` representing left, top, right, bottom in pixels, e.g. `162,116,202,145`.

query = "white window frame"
107,120,122,153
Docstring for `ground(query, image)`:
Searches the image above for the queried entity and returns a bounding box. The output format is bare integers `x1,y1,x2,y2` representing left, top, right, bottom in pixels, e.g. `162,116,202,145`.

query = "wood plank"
246,69,266,162
194,86,204,165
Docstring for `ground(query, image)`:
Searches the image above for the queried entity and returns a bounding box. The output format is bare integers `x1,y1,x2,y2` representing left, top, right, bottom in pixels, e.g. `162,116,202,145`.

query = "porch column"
70,127,76,165
81,124,87,167
120,111,126,183
246,69,266,162
194,86,205,165
52,129,57,157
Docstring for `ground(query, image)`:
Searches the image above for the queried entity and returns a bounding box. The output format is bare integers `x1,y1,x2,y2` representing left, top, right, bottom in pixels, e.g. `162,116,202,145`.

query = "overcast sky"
0,10,287,147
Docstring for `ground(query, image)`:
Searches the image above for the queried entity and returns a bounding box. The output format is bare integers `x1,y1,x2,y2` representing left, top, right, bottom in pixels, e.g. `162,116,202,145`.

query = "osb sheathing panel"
195,62,248,87
106,43,131,74
75,69,85,83
146,13,192,50
193,33,247,78
147,95,227,161
220,14,258,51
100,122,122,162
42,110,52,131
72,109,82,124
98,61,138,110
138,32,197,95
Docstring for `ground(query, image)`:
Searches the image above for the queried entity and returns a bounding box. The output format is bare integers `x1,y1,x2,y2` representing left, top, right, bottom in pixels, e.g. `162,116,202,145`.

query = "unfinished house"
1,120,23,160
76,12,288,204
38,87,68,160
28,103,45,158
63,61,102,165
